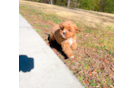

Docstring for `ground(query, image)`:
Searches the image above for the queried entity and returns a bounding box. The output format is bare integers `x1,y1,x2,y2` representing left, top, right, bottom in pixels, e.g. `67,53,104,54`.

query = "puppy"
49,20,80,59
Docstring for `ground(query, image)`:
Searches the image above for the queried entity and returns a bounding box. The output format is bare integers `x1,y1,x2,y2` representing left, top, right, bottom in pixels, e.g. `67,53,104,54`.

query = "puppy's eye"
61,28,64,30
68,29,71,32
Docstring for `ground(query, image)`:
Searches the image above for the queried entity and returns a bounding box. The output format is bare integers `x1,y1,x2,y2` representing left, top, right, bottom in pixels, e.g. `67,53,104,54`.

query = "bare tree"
44,0,47,3
50,0,53,4
67,0,70,7
43,0,49,3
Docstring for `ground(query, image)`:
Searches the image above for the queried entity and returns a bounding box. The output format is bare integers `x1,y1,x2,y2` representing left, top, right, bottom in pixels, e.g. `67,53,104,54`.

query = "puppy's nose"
63,32,66,35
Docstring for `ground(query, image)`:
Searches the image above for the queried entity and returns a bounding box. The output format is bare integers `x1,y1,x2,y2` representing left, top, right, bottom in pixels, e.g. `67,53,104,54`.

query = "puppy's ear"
75,26,81,33
60,24,63,28
76,28,81,32
73,24,81,33
60,24,64,29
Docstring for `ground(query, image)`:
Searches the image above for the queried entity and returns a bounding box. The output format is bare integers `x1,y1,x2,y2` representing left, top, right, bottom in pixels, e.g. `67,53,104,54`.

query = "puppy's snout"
63,31,66,35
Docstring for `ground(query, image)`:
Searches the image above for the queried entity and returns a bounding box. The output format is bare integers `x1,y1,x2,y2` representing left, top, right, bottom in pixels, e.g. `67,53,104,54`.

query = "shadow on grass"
48,36,68,59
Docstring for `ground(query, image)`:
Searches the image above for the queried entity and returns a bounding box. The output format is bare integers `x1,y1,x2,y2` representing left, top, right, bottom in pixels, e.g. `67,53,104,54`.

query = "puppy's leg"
49,33,55,42
71,42,77,50
61,42,74,59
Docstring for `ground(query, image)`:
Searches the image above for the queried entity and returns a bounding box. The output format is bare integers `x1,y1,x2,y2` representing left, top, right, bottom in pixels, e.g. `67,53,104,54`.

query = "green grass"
60,55,63,59
85,64,89,70
35,23,40,26
54,19,65,24
88,58,91,62
38,12,43,15
85,26,90,29
20,6,26,9
90,79,96,86
84,29,92,33
66,61,70,64
100,84,102,87
90,83,95,86
97,69,101,72
44,25,49,28
108,50,114,56
78,68,81,71
79,77,82,81
84,26,98,33
107,26,114,31
36,29,41,32
43,16,48,20
82,83,84,86
31,9,35,12
76,33,82,38
82,76,84,80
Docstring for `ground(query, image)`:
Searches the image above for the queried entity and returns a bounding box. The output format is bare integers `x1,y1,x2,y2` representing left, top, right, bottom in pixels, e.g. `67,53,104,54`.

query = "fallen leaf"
52,48,59,55
102,84,108,88
89,71,92,78
75,57,81,61
70,60,75,64
110,85,114,88
45,30,48,32
110,67,114,71
103,86,107,88
46,42,50,45
85,34,88,37
92,69,97,73
109,74,111,77
87,54,92,58
84,80,89,83
99,43,103,46
93,75,96,77
88,86,94,88
52,48,56,52
101,58,109,64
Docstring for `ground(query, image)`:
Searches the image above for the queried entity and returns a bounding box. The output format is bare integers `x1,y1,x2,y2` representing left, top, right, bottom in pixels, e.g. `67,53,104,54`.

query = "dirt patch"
19,1,114,88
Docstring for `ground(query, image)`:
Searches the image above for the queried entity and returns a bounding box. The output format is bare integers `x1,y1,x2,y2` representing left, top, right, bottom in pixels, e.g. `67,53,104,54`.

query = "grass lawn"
19,1,114,88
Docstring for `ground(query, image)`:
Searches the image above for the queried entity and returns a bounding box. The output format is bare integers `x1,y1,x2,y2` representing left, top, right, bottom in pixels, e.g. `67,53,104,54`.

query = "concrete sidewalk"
19,14,84,88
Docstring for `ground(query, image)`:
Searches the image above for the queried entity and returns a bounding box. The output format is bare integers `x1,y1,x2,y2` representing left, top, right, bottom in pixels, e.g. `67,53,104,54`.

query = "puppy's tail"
48,21,56,26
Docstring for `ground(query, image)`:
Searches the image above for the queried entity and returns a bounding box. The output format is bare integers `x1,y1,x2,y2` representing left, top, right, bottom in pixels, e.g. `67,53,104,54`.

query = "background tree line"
27,0,114,13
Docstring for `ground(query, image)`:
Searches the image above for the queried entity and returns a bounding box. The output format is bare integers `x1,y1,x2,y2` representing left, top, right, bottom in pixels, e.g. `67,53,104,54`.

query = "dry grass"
20,0,114,27
19,1,114,88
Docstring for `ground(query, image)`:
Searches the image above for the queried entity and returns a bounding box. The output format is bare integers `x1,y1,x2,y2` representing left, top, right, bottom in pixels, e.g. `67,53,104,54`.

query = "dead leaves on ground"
101,58,109,64
52,48,59,55
48,43,112,88
69,60,75,64
84,80,89,83
75,57,81,61
89,71,92,78
46,42,50,46
92,69,97,73
89,69,97,79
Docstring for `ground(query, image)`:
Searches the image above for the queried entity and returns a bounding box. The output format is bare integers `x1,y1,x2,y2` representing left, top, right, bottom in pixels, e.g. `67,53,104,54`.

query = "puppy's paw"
69,55,74,59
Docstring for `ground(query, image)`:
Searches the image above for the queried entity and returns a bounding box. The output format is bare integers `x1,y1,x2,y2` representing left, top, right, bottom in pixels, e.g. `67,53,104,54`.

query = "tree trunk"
67,0,70,7
44,0,47,3
50,0,53,4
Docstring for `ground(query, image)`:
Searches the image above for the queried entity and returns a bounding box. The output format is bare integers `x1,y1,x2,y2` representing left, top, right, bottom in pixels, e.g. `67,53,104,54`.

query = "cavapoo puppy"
49,20,80,59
